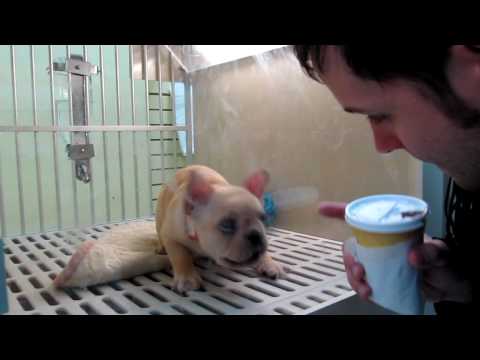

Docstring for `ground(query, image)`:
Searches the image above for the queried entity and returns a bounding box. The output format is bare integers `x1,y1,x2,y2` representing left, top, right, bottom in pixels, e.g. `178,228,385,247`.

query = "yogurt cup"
345,194,429,315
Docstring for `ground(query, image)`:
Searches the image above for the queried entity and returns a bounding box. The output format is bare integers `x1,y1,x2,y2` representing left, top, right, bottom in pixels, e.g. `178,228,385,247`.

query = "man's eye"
218,218,237,235
368,114,390,124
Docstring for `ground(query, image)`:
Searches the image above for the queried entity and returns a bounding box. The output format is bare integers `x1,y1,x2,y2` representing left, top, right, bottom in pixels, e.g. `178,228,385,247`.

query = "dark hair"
293,45,480,128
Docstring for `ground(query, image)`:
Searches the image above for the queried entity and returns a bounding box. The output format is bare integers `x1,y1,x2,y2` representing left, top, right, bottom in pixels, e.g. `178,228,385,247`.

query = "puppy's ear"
186,169,214,207
244,169,270,199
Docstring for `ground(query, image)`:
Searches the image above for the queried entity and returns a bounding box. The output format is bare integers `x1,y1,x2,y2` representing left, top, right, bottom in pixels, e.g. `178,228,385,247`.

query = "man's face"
317,46,480,191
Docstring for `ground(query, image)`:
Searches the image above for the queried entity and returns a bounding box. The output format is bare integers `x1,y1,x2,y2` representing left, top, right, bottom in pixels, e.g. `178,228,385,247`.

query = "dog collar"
188,232,199,241
186,213,198,242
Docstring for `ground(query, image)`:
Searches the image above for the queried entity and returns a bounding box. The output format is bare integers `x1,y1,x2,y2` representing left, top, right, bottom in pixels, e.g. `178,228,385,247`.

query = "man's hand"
319,202,372,300
320,201,472,304
408,238,472,303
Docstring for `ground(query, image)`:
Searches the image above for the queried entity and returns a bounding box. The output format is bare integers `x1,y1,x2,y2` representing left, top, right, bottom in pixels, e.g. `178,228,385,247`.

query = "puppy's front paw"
255,257,286,280
155,242,167,255
172,271,203,295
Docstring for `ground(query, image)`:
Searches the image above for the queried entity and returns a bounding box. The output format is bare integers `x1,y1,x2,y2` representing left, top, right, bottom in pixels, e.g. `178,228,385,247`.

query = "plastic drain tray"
2,221,354,315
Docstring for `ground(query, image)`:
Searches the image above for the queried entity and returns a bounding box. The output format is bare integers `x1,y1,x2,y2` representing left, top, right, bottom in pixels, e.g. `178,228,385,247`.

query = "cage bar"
99,45,111,223
115,45,126,220
49,45,63,230
83,45,96,225
10,45,26,235
30,45,45,232
130,45,140,218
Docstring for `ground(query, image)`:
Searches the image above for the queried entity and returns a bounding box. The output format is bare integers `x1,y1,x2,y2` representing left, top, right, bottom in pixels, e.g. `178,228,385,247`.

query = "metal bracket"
67,144,95,161
67,56,99,76
50,54,98,183
66,144,95,183
51,55,99,75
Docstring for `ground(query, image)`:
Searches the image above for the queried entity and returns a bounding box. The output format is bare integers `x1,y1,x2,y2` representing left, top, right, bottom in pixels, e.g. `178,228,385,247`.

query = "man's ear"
244,169,270,199
447,45,480,112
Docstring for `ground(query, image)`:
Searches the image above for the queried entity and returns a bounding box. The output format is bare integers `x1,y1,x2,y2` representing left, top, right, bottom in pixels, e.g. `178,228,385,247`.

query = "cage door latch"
66,144,95,183
67,54,97,184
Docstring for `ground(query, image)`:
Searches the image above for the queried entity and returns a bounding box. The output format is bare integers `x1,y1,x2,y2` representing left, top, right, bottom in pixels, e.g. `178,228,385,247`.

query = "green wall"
0,45,186,237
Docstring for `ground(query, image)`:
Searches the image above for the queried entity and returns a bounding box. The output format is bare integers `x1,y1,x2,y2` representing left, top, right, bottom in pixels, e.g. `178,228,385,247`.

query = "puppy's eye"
259,214,267,224
218,217,237,235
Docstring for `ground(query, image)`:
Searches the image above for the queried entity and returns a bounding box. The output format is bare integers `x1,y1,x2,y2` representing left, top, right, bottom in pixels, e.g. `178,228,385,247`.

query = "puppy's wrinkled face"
185,169,270,268
193,186,268,268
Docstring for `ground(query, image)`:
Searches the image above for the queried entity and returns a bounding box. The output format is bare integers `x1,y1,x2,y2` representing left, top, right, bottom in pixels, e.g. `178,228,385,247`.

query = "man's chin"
438,168,480,192
452,178,480,192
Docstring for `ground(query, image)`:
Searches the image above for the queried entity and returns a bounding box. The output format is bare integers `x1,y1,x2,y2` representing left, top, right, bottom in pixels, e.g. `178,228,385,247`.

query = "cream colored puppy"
155,165,285,294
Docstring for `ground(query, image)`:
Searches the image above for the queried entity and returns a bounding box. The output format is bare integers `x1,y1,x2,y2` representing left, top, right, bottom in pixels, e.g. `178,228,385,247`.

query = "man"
293,45,478,314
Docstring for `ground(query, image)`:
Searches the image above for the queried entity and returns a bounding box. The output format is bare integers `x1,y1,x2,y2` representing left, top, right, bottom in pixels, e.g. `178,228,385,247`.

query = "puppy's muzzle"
222,230,267,267
246,229,267,253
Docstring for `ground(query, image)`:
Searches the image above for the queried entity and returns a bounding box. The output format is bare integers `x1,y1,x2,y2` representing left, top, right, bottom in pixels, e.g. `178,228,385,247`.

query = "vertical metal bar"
143,45,153,214
10,45,26,234
31,45,45,232
66,46,74,126
115,45,126,220
66,45,79,228
170,52,178,170
190,80,195,156
49,45,63,230
144,46,150,126
185,74,193,164
84,45,96,225
0,153,6,237
100,45,111,222
130,45,140,218
157,46,165,195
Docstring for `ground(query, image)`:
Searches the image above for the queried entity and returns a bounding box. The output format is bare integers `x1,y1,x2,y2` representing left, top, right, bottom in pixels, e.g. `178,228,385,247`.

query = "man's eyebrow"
343,106,368,114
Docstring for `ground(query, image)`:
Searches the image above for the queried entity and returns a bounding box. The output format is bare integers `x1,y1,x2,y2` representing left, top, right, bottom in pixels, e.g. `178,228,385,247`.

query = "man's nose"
370,124,404,153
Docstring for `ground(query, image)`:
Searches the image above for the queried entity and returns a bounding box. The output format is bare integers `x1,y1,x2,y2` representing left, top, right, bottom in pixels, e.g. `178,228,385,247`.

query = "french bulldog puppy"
155,165,285,294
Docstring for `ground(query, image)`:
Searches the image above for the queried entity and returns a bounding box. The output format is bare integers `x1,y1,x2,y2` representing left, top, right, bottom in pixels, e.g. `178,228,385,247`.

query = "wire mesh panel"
0,45,192,238
2,221,354,315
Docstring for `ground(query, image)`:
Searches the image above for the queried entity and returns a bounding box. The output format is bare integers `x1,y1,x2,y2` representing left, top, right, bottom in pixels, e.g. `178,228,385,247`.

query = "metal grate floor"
2,220,354,315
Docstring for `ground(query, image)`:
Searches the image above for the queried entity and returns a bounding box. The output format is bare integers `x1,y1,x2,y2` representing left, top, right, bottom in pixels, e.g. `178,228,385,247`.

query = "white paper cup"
345,194,429,315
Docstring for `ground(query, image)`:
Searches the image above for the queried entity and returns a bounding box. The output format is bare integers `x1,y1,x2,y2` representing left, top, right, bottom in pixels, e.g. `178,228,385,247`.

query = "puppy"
155,165,285,294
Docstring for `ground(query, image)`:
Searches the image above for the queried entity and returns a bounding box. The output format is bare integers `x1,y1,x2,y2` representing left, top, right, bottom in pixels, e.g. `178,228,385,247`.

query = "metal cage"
0,45,361,315
0,45,193,238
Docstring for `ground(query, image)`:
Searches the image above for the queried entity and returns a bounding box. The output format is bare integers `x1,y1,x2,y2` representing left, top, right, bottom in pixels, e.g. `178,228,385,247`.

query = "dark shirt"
434,179,476,315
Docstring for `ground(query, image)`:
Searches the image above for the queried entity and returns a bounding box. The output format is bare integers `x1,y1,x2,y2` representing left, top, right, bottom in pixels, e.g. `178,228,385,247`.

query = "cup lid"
345,194,429,233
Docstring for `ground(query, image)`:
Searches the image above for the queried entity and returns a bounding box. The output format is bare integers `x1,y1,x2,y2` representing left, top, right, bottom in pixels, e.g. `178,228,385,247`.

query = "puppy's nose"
247,230,264,248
